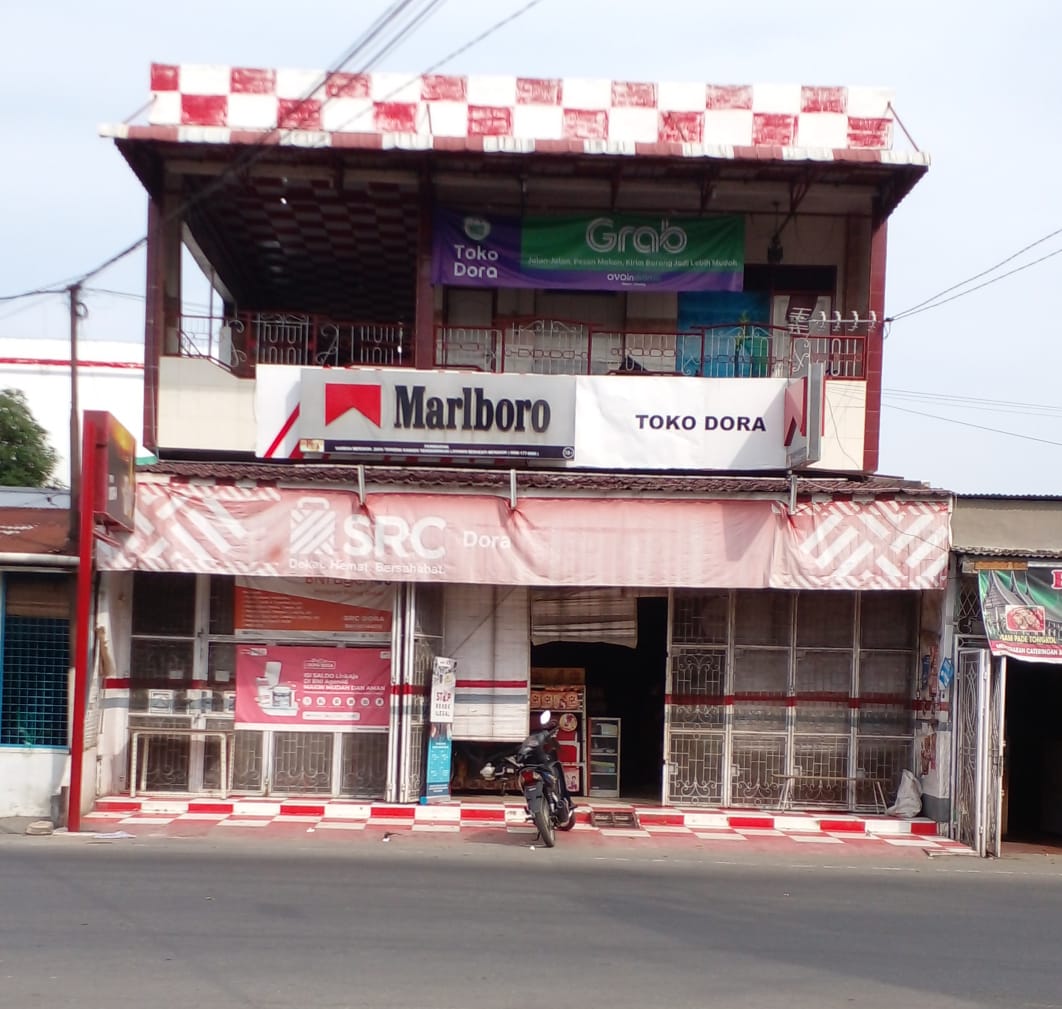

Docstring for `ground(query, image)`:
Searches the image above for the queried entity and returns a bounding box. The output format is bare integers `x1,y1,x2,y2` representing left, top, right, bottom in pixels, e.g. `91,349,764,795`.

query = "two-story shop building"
87,66,949,816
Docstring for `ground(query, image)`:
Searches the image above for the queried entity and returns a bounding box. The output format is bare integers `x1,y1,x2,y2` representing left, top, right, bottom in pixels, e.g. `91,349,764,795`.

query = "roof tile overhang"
110,133,928,223
138,460,950,500
0,508,74,556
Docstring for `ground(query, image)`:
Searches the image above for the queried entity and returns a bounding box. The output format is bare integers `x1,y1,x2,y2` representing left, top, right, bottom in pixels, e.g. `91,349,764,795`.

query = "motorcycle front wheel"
530,795,556,847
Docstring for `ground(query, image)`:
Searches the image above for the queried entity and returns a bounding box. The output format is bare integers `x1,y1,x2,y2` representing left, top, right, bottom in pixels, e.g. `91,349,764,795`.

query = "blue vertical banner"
677,291,771,377
424,657,457,802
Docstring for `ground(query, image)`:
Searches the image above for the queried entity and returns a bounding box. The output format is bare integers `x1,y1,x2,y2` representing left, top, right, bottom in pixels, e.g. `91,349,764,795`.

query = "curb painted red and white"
80,797,971,852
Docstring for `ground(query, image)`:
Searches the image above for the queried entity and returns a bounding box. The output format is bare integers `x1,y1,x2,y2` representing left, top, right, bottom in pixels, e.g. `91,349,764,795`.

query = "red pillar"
862,220,888,473
67,414,99,833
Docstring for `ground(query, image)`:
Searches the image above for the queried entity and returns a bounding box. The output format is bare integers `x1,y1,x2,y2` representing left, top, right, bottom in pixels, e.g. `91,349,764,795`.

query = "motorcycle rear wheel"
530,796,556,847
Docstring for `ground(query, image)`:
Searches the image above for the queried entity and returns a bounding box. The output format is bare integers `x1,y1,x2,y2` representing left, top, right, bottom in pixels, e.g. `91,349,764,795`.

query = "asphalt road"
2,831,1060,1009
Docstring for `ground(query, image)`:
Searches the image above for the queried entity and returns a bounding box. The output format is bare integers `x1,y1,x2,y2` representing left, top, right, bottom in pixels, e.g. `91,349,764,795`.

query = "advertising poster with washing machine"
235,644,391,730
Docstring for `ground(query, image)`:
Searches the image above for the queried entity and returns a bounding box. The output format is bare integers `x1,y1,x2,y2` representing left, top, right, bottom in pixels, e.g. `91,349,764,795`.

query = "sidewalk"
77,795,975,854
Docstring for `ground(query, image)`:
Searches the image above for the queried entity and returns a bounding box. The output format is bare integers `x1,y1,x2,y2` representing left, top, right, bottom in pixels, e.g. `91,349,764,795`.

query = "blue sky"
2,0,1059,493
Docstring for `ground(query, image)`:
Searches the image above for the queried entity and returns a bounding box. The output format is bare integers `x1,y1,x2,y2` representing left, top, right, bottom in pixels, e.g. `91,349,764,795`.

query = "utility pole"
68,283,82,540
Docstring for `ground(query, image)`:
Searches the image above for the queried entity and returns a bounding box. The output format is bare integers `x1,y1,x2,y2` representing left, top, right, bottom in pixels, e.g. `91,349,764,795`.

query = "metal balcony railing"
176,312,407,375
174,311,867,380
434,317,867,379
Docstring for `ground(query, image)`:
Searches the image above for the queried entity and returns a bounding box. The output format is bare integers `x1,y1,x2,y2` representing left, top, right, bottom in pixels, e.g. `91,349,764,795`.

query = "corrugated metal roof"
958,548,1062,560
138,460,949,498
956,493,1062,502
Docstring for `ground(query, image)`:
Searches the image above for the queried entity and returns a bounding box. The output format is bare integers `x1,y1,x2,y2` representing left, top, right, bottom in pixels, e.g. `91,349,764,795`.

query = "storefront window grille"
731,734,786,803
667,732,724,804
1,614,69,747
671,590,728,645
670,649,725,729
207,641,237,687
791,737,850,805
232,730,264,791
734,590,792,646
340,732,388,798
856,737,911,796
272,731,334,794
794,649,852,733
666,588,920,809
858,650,913,696
796,591,855,647
132,572,196,636
732,647,788,732
860,591,919,649
956,575,986,637
209,576,235,635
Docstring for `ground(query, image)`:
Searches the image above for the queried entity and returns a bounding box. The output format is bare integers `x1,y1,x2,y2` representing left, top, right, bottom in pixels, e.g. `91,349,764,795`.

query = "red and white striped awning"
97,478,949,591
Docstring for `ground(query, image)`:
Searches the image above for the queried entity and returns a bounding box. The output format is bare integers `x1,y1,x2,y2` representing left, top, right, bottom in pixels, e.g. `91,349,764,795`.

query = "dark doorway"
531,597,667,801
1003,661,1062,846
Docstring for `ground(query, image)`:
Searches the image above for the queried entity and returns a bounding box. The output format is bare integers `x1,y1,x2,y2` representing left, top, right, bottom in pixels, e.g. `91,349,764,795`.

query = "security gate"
664,588,920,811
389,585,443,803
953,648,1006,857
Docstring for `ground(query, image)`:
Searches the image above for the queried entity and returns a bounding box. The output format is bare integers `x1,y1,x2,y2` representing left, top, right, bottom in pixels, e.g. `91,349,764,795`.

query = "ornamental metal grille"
272,731,334,794
669,649,726,730
341,731,388,799
667,731,724,804
731,734,787,805
232,730,264,792
957,576,986,637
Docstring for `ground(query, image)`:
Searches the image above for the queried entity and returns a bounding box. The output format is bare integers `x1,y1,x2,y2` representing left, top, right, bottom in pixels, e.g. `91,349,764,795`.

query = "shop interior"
449,595,668,803
529,597,668,802
1003,661,1062,848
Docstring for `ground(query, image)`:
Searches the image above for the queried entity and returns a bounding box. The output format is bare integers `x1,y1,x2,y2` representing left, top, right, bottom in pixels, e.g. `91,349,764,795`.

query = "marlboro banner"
979,565,1062,662
96,479,950,591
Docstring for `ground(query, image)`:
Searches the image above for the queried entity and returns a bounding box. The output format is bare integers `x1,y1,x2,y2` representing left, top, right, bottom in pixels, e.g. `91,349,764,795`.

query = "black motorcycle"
481,710,577,847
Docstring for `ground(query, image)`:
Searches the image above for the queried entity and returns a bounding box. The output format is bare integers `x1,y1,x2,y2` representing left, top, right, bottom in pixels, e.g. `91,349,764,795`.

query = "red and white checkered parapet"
99,64,926,163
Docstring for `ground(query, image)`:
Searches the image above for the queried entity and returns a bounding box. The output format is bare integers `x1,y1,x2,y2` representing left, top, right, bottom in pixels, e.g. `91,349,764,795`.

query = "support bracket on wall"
509,469,518,511
787,473,798,516
357,464,366,508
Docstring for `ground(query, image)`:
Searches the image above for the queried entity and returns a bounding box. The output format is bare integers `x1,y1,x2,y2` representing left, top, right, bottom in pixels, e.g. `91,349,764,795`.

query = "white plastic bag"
887,768,923,818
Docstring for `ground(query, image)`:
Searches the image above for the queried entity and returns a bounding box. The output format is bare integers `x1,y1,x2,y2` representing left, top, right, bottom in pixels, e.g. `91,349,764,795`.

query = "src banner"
431,210,744,292
97,480,950,592
978,565,1062,662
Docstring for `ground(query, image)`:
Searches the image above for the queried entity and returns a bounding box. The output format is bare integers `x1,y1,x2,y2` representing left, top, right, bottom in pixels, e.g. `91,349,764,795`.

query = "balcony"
177,312,406,377
176,310,867,380
434,317,866,379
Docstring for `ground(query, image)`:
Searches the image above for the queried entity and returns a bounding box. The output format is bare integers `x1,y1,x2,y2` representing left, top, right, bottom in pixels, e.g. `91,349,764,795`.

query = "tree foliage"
0,388,59,487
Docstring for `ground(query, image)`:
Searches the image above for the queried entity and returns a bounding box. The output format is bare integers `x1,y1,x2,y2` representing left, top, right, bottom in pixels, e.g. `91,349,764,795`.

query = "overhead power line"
888,225,1062,322
885,403,1062,448
0,0,546,306
883,388,1062,419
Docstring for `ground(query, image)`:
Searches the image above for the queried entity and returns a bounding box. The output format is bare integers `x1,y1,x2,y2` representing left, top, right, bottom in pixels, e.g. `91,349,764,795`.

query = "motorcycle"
480,710,577,847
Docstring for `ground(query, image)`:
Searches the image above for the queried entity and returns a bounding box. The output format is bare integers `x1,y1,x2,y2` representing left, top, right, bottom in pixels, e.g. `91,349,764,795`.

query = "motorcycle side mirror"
539,709,552,726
